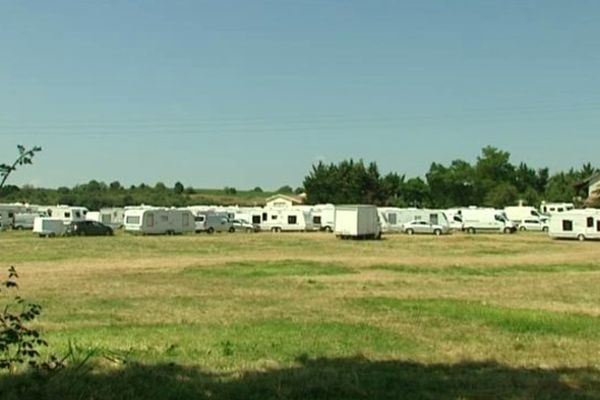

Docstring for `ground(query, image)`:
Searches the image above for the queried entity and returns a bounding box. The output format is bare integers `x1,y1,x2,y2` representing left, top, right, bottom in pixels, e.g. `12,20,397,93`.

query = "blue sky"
1,0,599,189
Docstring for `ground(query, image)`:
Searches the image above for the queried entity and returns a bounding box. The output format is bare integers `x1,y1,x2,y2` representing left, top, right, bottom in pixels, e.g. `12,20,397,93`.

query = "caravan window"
429,214,438,225
387,213,397,225
126,216,140,225
597,221,600,232
313,216,322,224
562,220,573,231
288,215,298,224
262,213,267,222
74,211,81,219
252,215,261,224
587,217,594,228
271,215,278,220
147,213,155,227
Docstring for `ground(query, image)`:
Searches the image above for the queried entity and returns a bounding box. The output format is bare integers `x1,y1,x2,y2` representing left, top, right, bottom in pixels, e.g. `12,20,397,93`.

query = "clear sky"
1,0,599,189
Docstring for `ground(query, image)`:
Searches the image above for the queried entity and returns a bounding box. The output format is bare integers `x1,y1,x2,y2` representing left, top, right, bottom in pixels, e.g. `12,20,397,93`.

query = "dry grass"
1,230,600,399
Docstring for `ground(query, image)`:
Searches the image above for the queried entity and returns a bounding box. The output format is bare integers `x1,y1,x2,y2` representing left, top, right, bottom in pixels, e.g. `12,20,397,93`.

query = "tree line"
1,145,597,210
303,146,599,208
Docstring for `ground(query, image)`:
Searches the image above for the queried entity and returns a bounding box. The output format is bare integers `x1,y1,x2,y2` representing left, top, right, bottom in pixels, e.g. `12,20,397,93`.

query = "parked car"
66,220,113,236
231,219,259,232
517,218,549,232
403,220,450,236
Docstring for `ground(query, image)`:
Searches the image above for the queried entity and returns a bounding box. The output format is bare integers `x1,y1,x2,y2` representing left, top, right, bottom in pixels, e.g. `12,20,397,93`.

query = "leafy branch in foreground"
0,266,61,373
0,145,42,191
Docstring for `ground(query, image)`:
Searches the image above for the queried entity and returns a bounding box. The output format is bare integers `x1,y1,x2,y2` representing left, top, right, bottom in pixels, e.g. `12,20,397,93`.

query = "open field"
1,231,600,399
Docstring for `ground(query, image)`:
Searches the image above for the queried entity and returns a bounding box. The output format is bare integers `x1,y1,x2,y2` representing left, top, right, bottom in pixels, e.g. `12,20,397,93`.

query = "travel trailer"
334,205,381,240
459,208,516,234
548,209,600,241
540,202,574,215
44,205,88,222
193,211,234,234
260,208,314,232
124,208,194,235
86,208,125,229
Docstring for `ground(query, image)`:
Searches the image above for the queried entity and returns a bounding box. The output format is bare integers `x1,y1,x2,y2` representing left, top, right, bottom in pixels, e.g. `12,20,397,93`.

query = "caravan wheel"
577,234,586,242
433,229,442,236
324,226,332,233
519,226,526,232
467,227,476,234
207,227,215,234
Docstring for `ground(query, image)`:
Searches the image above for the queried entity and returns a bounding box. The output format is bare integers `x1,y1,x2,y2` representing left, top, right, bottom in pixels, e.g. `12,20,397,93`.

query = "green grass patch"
354,297,600,338
182,260,356,279
374,263,600,277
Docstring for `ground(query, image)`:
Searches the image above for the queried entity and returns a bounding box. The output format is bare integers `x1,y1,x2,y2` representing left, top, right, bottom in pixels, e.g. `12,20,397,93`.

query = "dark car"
66,220,113,236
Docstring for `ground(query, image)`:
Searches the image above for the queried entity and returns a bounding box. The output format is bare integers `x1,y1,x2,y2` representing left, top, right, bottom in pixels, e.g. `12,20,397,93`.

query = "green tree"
276,185,294,194
174,181,184,194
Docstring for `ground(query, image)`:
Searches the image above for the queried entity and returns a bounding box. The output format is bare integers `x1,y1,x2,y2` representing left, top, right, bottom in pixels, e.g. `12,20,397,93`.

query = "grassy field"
0,231,600,399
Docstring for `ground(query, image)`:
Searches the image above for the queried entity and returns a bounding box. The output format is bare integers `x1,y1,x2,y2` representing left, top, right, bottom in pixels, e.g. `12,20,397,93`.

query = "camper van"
194,211,234,234
459,208,516,234
311,204,336,232
548,209,600,241
260,208,314,232
124,208,194,235
335,205,381,240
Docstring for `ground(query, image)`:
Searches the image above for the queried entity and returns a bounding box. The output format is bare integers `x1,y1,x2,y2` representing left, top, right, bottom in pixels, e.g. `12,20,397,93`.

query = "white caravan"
44,205,88,222
86,208,125,229
378,208,450,233
335,205,381,240
459,208,516,234
548,209,600,241
124,208,194,235
540,202,574,215
260,208,314,232
311,204,336,232
234,207,263,228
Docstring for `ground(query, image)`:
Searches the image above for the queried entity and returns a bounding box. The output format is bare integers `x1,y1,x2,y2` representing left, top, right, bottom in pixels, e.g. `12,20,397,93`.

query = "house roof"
574,172,600,190
265,194,305,204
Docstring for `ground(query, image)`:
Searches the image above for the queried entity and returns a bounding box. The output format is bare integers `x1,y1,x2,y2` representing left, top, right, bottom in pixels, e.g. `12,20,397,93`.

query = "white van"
124,208,194,235
459,208,516,234
194,211,234,234
548,209,600,241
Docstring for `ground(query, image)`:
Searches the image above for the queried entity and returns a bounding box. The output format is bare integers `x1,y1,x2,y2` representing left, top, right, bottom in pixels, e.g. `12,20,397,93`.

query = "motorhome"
311,204,336,232
86,208,125,229
378,208,450,233
459,208,516,234
124,208,194,235
335,205,381,240
548,209,600,241
444,209,465,231
193,211,234,234
260,207,314,232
